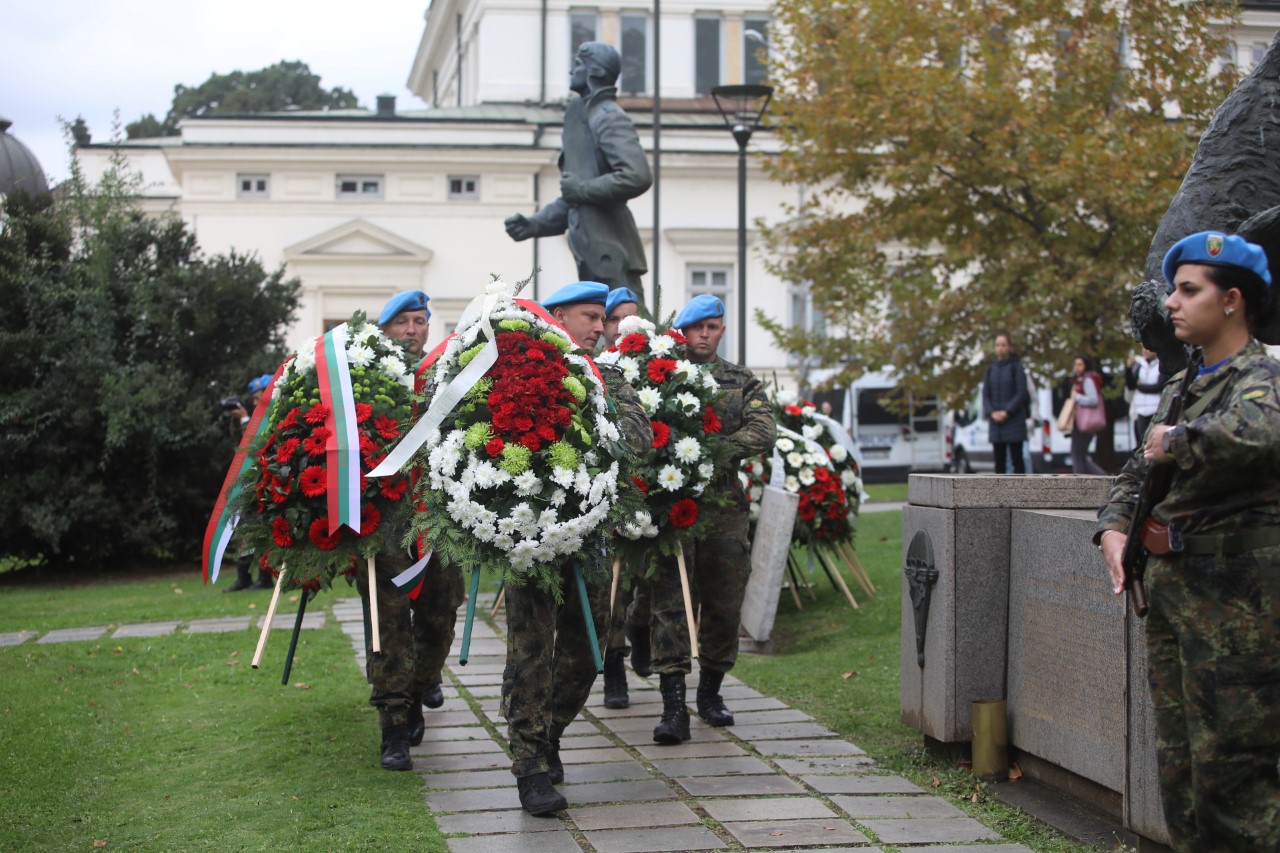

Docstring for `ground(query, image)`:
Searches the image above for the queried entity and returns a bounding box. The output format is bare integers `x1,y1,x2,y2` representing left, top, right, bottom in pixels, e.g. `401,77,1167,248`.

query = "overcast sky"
5,1,432,184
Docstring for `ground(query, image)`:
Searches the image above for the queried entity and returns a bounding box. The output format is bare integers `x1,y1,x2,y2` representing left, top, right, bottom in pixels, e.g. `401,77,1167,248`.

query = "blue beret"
378,290,431,325
1163,231,1271,288
605,286,638,316
247,373,273,393
542,281,608,311
673,294,725,329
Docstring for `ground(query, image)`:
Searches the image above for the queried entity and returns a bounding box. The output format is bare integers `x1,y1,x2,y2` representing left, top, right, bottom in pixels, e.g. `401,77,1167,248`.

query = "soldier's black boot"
407,694,425,747
626,620,652,677
603,650,630,709
248,569,273,590
652,672,691,744
546,739,564,784
696,668,734,727
423,680,444,709
223,562,253,592
517,772,567,816
380,724,412,771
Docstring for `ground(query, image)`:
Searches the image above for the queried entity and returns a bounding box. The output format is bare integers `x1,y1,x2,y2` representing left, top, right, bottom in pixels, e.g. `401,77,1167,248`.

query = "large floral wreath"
229,312,415,591
405,284,637,596
596,315,730,567
741,397,863,543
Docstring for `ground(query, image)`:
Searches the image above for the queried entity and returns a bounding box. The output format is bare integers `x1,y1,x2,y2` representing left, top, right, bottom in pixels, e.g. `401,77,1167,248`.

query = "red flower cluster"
488,332,573,452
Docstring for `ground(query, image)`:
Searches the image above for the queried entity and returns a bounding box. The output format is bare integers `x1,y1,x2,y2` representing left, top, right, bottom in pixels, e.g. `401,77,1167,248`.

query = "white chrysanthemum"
549,488,567,507
674,360,699,384
803,453,816,465
799,467,816,486
511,503,536,527
379,354,407,380
346,342,375,368
617,356,641,384
509,541,539,571
550,466,576,489
293,343,318,375
351,322,379,341
830,444,849,463
618,315,655,336
648,334,675,356
595,350,620,366
749,502,761,521
538,508,560,529
513,470,541,496
472,460,503,490
701,371,719,391
596,415,621,444
699,463,715,481
749,485,764,501
473,522,497,543
777,437,795,453
584,450,599,466
674,392,700,413
785,475,800,493
802,423,822,440
636,387,662,415
574,468,592,496
673,436,702,464
841,469,858,487
497,516,520,536
493,533,516,552
802,405,816,416
657,465,686,491
786,451,805,468
693,481,707,496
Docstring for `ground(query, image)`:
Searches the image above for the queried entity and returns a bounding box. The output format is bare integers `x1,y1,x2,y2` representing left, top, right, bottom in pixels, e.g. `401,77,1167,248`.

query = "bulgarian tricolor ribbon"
315,323,361,535
391,548,432,599
201,360,289,584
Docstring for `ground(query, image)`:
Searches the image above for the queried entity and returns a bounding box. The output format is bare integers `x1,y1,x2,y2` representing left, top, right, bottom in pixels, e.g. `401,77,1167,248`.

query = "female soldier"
1096,231,1280,850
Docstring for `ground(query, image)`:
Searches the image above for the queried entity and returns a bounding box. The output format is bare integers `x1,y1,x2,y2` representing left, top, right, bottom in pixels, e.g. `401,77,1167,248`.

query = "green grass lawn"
863,482,908,503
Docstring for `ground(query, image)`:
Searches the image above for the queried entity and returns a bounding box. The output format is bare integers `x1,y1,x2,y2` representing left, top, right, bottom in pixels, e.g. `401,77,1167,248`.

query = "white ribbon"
392,548,432,589
811,411,870,503
370,281,511,478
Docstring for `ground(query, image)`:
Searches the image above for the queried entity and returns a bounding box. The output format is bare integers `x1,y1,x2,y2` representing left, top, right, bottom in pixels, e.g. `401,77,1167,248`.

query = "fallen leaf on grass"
931,777,942,788
288,595,299,603
970,792,980,803
172,588,183,595
842,671,859,679
291,795,300,801
131,667,140,676
294,683,311,690
227,661,240,666
1008,762,1023,782
879,535,889,542
88,700,99,708
112,646,123,655
229,651,238,657
247,603,257,609
93,841,106,848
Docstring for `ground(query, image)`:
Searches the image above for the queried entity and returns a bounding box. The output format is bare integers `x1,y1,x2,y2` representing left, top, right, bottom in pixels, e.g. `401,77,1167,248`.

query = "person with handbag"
1070,355,1107,474
1094,230,1280,851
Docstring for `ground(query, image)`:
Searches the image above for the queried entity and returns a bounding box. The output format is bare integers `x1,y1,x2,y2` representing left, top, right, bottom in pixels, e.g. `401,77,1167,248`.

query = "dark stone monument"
504,41,652,293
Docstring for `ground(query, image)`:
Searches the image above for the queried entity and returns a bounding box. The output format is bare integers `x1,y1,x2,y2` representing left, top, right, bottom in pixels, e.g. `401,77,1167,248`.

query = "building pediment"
284,219,434,263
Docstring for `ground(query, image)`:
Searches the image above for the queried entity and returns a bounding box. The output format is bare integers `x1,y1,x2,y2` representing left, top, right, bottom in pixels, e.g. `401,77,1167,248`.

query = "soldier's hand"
560,173,587,203
1100,530,1126,595
504,214,534,241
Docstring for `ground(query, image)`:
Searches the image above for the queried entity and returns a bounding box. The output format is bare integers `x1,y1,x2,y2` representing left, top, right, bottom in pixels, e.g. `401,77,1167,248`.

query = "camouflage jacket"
1096,339,1280,539
599,362,653,456
708,358,777,491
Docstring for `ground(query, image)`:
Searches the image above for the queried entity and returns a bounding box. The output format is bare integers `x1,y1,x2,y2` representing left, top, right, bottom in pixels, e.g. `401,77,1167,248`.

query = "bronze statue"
505,42,653,293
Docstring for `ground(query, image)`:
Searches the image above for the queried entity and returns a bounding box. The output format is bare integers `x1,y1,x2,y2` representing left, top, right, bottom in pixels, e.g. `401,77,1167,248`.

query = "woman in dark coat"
982,334,1030,473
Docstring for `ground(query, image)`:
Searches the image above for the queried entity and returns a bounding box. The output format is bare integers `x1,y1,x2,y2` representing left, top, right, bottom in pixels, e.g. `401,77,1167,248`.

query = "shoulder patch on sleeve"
749,399,763,408
1242,389,1267,401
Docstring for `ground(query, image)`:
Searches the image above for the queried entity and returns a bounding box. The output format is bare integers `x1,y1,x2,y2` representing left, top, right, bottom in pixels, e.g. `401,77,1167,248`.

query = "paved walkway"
331,597,1035,853
0,610,326,647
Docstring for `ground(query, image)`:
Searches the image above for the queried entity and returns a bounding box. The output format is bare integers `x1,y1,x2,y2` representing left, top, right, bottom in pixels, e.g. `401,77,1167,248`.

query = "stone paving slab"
752,739,865,757
773,756,878,775
803,775,925,795
591,700,666,719
418,753,510,773
858,816,1002,844
557,735,613,751
650,756,774,777
112,621,181,639
436,808,564,835
447,829,583,852
422,769,515,789
0,631,36,646
723,817,871,848
831,794,967,820
413,739,506,757
603,714,714,733
584,825,727,852
37,626,108,643
567,800,700,831
728,708,813,725
700,796,838,822
256,612,326,630
614,727,728,746
186,616,255,634
558,746,633,765
634,741,748,760
453,672,503,686
730,722,838,741
426,786,520,813
562,779,679,806
465,684,502,697
423,710,484,727
906,845,1033,853
559,760,651,784
675,775,806,797
421,726,493,742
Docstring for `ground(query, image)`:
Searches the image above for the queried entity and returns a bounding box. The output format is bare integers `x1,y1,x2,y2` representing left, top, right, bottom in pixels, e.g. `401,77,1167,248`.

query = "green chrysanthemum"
562,375,587,404
458,342,487,367
498,319,531,332
500,442,532,475
465,377,493,401
541,331,572,353
464,421,494,450
547,440,579,471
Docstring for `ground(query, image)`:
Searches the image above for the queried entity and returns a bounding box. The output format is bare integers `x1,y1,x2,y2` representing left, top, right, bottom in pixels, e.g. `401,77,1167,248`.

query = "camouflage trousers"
501,562,610,778
650,510,751,676
606,574,650,654
1145,544,1280,851
356,550,465,729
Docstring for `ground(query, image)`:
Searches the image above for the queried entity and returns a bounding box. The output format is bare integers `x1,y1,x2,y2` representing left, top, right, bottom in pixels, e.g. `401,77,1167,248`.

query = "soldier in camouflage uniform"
1096,232,1280,851
502,281,652,816
649,294,776,744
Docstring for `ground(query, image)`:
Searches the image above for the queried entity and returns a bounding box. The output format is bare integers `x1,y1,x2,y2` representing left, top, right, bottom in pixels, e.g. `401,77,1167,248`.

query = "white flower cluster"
282,321,413,390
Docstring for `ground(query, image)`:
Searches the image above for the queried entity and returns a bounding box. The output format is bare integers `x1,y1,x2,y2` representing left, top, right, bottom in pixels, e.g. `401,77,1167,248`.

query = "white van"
827,371,949,482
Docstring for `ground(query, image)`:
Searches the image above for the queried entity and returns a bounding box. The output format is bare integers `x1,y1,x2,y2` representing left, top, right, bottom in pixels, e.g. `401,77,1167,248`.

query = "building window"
687,265,734,360
620,14,648,94
1252,42,1268,69
448,175,480,200
789,282,826,361
336,175,383,200
695,17,721,95
744,18,770,86
571,11,597,60
237,174,269,199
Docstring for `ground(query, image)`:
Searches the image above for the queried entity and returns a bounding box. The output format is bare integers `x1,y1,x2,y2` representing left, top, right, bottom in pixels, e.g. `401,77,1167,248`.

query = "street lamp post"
710,84,773,365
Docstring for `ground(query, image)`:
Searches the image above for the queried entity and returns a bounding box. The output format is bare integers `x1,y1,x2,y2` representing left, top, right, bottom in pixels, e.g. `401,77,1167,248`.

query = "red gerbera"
631,475,649,495
278,408,301,430
269,475,292,504
303,425,332,456
308,517,343,550
373,414,400,440
647,358,678,383
299,465,327,497
380,477,408,501
702,408,722,434
359,503,381,537
813,467,831,482
354,402,373,423
305,402,330,425
617,332,648,353
784,404,803,416
275,437,301,464
670,499,699,528
651,420,671,448
271,516,295,547
358,433,378,458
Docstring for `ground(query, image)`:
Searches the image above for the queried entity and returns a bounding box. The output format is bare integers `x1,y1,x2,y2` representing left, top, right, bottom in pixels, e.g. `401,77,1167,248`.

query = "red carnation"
526,347,546,361
631,475,649,495
814,467,831,482
520,433,542,452
651,420,671,448
702,408,722,434
373,414,400,440
271,516,295,547
305,402,330,425
485,437,505,457
380,477,408,501
670,499,699,528
799,503,817,521
275,437,301,464
354,402,373,423
299,465,327,497
308,518,343,550
647,358,678,383
537,424,558,442
617,333,648,353
359,503,381,537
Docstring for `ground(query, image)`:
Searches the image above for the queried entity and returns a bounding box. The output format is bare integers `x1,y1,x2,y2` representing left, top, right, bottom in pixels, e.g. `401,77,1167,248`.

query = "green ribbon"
575,563,603,673
459,568,482,666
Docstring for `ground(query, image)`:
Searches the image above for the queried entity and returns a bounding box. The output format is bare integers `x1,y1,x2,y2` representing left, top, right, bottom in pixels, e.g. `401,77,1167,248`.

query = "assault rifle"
1120,346,1200,617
